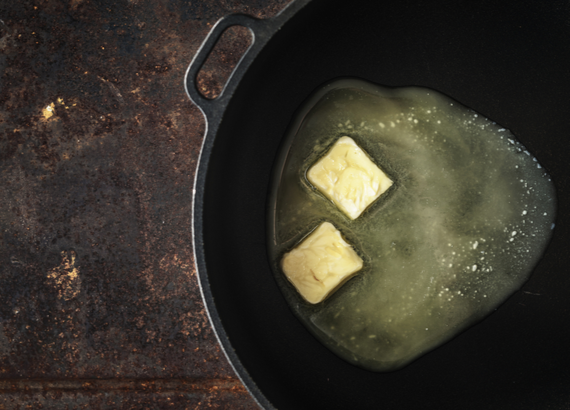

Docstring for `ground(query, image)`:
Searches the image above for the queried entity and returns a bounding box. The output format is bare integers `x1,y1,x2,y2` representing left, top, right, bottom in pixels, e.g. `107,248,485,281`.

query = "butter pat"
307,136,393,219
281,222,363,304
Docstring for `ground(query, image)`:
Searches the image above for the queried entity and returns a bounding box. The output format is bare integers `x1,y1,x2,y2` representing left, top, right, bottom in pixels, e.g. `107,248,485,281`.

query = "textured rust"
0,0,292,407
0,389,255,410
196,25,253,100
0,378,246,393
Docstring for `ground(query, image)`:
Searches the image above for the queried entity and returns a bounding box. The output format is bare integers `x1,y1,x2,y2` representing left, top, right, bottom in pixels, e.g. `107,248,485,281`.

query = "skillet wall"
201,0,570,408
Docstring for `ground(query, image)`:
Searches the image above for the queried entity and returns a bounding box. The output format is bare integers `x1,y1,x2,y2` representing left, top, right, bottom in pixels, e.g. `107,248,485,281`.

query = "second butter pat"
281,222,363,304
307,136,393,219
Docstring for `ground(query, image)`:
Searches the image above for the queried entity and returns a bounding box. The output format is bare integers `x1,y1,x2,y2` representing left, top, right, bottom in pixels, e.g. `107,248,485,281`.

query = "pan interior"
199,0,570,408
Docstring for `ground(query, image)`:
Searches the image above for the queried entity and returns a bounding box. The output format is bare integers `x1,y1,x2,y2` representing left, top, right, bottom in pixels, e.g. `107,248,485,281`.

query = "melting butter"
307,136,393,220
282,221,363,304
267,78,556,372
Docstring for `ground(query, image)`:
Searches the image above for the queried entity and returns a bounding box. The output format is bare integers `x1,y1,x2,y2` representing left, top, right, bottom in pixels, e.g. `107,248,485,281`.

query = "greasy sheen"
268,79,556,372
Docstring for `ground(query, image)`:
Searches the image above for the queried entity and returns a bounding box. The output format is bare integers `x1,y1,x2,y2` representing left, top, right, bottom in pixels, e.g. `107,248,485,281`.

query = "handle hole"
196,25,253,100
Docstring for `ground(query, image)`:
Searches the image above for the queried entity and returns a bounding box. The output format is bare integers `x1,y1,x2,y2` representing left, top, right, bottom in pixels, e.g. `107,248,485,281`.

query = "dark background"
0,0,291,408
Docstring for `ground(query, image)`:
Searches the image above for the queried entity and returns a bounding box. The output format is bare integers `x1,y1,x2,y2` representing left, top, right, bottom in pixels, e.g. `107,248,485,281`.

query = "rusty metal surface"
196,25,253,100
0,390,255,410
0,379,254,410
0,0,292,408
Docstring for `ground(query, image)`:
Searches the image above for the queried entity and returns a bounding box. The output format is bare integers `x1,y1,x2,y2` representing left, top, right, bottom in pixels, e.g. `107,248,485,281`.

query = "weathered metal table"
0,0,291,407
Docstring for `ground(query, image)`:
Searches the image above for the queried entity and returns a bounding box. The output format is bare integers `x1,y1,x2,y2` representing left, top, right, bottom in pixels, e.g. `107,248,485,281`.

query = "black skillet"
185,0,570,408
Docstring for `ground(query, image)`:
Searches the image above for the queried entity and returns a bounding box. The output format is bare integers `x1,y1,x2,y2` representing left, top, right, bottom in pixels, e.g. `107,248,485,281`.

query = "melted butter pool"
267,78,556,372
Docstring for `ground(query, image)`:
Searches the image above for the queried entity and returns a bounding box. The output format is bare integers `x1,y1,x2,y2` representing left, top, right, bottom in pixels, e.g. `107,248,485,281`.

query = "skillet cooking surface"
195,0,570,408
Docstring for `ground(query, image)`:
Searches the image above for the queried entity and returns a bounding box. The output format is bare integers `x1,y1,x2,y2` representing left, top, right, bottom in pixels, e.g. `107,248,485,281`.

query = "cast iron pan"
185,0,570,408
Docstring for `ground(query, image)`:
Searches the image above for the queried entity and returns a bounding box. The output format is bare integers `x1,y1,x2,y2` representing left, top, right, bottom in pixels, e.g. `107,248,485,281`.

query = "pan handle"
184,1,311,122
184,14,259,119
